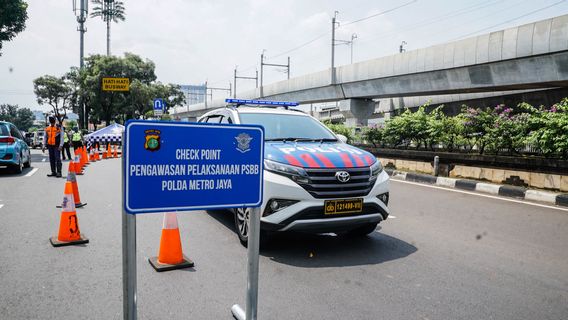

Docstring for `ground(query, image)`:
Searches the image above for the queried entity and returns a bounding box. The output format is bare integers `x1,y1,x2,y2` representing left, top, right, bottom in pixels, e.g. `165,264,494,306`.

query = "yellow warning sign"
102,78,130,91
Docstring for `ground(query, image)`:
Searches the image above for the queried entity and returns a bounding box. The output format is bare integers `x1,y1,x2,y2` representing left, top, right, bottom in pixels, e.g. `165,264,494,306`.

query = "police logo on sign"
235,133,253,153
144,129,161,151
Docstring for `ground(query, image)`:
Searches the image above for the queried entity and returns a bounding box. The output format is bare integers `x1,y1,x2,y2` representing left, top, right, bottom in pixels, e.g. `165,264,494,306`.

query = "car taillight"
0,137,15,144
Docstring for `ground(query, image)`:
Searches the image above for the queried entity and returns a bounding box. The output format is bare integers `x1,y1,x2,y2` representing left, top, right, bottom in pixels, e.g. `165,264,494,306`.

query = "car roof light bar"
225,98,299,108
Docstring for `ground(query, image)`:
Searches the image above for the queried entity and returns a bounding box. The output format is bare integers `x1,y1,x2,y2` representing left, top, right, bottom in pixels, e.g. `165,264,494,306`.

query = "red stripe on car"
314,154,335,168
284,155,303,167
352,154,365,167
363,155,375,165
339,153,354,167
300,154,320,168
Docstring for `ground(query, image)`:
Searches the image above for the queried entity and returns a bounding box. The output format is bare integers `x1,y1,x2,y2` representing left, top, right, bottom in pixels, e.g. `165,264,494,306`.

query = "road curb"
386,169,568,207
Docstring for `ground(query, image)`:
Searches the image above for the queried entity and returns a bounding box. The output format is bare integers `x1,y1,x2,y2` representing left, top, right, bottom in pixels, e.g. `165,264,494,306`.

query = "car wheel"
13,155,23,174
345,223,378,237
233,207,270,247
23,152,31,168
234,207,250,246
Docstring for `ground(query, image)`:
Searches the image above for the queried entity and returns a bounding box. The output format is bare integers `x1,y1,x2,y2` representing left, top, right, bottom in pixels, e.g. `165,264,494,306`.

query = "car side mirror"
336,134,348,143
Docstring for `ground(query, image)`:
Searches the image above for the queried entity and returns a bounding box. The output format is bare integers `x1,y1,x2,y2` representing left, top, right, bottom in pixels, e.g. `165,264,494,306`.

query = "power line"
269,1,419,60
454,0,567,40
341,0,418,26
356,0,508,45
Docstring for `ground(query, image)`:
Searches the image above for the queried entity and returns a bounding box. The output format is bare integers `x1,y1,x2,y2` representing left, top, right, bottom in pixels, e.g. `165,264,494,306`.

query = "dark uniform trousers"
48,145,62,174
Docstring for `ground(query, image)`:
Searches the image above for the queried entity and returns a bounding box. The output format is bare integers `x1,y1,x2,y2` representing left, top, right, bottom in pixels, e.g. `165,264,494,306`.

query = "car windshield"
239,113,337,141
0,124,9,136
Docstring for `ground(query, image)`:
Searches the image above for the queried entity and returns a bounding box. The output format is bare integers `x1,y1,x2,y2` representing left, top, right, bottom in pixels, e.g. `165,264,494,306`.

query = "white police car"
199,99,390,245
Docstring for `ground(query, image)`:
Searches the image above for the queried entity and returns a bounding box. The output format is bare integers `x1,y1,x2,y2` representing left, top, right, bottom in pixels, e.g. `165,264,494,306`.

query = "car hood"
264,141,376,169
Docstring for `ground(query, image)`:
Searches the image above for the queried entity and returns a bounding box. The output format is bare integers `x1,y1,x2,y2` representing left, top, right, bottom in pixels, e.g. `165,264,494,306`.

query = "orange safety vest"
45,126,61,146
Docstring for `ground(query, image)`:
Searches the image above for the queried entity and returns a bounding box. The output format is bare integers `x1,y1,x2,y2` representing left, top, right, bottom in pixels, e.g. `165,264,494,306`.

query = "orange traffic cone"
57,170,86,209
75,155,84,175
106,144,112,158
82,147,90,166
67,158,77,175
148,213,194,272
79,149,87,171
50,183,89,247
112,145,118,158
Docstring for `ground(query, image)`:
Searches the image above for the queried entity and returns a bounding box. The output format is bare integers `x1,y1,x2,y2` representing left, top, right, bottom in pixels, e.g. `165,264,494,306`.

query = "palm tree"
90,0,125,56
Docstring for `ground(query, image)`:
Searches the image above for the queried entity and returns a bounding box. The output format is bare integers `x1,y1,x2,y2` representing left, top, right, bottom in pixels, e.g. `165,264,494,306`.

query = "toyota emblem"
335,171,350,183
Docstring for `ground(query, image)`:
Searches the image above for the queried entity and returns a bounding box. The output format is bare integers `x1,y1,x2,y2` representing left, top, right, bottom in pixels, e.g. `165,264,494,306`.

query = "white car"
199,100,390,245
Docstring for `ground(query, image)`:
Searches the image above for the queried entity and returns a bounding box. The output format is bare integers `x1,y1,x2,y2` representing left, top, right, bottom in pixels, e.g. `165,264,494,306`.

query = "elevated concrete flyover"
172,14,568,121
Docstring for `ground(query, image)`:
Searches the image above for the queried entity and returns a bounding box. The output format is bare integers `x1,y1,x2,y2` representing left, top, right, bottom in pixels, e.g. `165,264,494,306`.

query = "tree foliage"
0,104,35,131
33,75,73,122
0,0,28,55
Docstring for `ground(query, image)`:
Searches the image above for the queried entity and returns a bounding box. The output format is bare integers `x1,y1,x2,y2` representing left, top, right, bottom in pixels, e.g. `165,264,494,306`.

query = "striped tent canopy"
86,123,124,146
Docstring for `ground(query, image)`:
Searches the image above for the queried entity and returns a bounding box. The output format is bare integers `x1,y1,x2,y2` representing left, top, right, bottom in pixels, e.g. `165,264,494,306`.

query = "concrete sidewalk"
386,169,568,208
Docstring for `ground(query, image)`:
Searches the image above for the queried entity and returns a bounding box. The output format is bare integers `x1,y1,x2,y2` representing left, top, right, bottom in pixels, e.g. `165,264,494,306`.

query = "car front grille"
299,167,374,199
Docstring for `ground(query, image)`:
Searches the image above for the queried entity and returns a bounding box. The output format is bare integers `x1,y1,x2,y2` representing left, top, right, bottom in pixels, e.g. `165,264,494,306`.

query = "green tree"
0,0,28,56
33,75,73,123
83,53,156,124
91,0,126,56
0,104,35,131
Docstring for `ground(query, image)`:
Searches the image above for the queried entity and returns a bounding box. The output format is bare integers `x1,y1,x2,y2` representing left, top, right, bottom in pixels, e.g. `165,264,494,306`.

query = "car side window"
10,125,23,140
220,116,230,124
206,115,222,123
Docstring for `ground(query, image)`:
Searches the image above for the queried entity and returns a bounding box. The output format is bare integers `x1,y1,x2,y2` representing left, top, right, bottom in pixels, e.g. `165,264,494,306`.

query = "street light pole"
331,11,339,84
74,0,88,129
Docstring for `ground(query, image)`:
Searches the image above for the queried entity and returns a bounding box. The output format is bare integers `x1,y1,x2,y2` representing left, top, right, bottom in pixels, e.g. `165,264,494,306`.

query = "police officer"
42,116,64,177
61,127,72,161
71,127,83,151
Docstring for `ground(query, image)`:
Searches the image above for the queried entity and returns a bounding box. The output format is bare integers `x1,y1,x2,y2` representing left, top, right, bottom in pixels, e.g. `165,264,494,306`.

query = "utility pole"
331,11,339,84
73,0,88,129
260,51,290,97
233,67,259,98
399,41,407,53
350,33,357,64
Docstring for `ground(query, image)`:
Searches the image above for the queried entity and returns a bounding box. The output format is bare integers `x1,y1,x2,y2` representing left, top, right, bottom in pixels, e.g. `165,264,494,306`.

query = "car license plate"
324,198,363,215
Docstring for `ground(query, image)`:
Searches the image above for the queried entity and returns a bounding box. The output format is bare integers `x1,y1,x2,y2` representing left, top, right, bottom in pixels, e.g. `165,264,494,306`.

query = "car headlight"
264,159,310,184
369,159,383,181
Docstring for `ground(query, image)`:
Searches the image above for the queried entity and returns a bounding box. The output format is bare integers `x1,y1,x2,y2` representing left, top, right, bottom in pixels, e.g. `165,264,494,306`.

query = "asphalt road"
0,150,567,320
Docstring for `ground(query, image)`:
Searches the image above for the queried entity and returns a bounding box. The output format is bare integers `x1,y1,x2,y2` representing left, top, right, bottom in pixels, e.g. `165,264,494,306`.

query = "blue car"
0,121,32,173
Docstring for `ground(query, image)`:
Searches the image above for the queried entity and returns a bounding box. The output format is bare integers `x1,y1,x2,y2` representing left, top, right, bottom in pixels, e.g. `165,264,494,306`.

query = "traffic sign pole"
122,132,137,320
232,206,261,320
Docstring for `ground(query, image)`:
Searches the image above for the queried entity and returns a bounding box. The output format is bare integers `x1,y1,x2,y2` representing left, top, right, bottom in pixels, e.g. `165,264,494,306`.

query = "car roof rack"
225,98,299,110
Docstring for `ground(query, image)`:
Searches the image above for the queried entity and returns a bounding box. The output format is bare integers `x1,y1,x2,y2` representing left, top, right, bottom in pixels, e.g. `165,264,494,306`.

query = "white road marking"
0,204,4,210
42,158,46,162
24,168,38,177
392,179,568,212
389,215,397,219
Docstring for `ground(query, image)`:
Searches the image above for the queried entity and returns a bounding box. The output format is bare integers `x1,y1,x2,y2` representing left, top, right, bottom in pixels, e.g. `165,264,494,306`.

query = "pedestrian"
61,126,72,161
71,127,83,151
42,116,63,177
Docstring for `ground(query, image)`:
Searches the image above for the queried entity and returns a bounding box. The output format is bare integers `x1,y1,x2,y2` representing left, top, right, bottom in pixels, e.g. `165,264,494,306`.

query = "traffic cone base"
148,255,194,272
50,235,89,247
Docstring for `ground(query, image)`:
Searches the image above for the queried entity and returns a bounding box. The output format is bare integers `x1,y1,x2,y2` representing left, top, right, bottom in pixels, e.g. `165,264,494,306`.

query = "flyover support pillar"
339,99,375,127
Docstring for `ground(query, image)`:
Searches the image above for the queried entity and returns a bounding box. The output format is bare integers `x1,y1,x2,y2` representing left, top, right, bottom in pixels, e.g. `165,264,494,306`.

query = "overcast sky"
1,0,567,111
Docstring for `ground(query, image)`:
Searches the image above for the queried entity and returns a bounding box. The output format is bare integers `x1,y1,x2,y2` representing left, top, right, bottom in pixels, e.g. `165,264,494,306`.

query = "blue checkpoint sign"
123,120,264,214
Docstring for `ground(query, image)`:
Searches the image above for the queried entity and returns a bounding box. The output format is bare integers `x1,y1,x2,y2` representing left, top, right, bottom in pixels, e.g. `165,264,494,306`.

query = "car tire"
233,207,270,247
23,152,31,168
345,223,378,237
13,155,23,174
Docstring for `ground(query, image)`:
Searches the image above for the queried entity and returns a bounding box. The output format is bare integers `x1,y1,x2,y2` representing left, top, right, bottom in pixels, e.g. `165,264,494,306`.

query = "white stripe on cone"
162,212,179,230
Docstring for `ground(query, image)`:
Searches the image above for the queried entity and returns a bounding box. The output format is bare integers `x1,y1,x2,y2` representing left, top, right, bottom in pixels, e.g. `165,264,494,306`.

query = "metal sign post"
231,206,261,320
121,120,264,319
122,132,137,320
